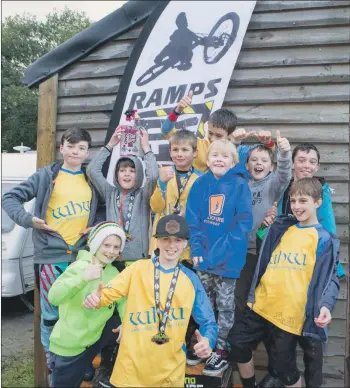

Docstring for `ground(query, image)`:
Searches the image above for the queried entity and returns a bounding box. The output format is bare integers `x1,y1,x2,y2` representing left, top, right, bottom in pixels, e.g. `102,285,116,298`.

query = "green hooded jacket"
48,250,126,357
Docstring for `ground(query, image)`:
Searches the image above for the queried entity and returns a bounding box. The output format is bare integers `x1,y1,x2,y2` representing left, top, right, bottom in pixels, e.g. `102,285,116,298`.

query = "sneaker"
92,366,111,388
186,350,204,366
47,371,53,388
83,364,95,381
202,352,229,376
257,373,284,388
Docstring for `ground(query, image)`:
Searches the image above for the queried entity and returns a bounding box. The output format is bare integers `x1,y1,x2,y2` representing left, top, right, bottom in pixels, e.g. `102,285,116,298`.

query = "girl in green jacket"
48,221,126,388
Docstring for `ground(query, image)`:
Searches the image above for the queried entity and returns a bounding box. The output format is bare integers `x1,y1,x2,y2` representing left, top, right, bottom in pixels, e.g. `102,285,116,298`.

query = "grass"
1,349,34,388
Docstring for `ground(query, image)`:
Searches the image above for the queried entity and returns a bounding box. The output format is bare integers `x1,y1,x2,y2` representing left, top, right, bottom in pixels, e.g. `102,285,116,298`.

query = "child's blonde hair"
208,139,239,165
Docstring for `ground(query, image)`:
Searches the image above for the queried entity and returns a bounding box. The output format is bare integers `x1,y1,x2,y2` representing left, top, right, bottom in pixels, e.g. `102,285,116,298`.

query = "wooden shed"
23,1,349,386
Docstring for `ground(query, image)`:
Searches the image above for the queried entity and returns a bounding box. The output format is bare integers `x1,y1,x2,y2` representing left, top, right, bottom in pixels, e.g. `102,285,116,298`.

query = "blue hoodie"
186,164,253,278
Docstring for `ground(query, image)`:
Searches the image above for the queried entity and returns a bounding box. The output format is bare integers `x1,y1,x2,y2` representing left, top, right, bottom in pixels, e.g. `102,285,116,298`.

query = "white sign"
107,1,256,182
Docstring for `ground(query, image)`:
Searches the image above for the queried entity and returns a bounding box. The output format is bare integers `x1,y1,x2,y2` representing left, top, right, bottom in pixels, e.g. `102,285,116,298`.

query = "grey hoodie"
2,163,99,264
248,150,292,249
86,147,159,260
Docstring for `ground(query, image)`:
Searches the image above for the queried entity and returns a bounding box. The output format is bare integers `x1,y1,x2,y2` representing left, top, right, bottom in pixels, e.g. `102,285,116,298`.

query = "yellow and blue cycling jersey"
98,257,218,387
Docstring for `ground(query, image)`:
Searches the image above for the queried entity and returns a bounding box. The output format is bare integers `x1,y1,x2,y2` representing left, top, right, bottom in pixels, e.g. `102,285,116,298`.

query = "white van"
2,151,37,307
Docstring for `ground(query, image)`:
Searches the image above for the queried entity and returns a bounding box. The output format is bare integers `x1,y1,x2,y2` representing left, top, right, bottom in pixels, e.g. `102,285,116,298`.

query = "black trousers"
265,335,323,388
234,253,258,324
51,314,120,388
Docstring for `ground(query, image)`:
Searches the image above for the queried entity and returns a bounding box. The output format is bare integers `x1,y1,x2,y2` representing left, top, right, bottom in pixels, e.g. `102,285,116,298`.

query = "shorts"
228,306,300,386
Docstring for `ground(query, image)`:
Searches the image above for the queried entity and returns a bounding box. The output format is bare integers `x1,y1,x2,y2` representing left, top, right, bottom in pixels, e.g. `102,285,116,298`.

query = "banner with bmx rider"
106,0,256,181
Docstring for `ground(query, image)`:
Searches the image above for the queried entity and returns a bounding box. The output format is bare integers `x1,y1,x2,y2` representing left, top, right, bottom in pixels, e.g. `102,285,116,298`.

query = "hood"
231,162,250,180
207,161,250,184
112,155,145,193
289,177,326,186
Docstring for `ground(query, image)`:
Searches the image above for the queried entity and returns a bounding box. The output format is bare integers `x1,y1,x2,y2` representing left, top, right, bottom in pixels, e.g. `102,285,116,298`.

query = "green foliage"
1,7,91,152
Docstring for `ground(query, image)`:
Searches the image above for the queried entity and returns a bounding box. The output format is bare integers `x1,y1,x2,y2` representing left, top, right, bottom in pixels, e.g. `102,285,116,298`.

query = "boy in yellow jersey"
228,178,340,388
149,129,202,260
2,128,100,375
83,214,218,388
149,129,203,368
161,91,275,173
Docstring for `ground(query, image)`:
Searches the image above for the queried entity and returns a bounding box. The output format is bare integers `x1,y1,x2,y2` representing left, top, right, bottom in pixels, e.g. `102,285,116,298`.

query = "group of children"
2,91,344,388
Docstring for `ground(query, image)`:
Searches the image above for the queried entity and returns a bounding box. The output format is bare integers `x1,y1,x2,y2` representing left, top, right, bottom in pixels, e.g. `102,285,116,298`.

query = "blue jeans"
37,263,69,368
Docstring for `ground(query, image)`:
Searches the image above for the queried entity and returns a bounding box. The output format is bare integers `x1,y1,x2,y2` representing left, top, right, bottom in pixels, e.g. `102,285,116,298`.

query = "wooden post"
35,74,58,387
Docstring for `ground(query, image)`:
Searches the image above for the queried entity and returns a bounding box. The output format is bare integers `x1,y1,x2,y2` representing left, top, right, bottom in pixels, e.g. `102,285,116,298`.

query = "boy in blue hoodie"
228,177,340,388
186,139,253,376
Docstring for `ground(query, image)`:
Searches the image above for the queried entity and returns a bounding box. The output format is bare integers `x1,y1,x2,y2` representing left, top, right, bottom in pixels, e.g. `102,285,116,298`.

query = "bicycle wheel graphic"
136,58,173,87
204,12,240,65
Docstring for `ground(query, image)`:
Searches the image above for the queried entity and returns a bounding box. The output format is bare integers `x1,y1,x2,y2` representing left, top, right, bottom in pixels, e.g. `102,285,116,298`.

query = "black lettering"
189,82,204,96
164,84,187,105
129,92,147,110
145,88,162,109
205,78,222,99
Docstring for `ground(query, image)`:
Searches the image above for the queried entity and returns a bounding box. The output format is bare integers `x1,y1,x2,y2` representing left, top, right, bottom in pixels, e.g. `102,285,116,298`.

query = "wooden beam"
37,75,58,168
35,74,58,388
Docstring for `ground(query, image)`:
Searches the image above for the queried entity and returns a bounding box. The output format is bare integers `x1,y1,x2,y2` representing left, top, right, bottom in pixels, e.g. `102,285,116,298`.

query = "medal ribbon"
153,257,181,343
173,168,193,214
116,191,136,235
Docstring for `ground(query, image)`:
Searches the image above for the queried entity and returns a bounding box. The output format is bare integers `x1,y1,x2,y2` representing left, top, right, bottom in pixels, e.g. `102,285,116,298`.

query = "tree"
1,7,91,152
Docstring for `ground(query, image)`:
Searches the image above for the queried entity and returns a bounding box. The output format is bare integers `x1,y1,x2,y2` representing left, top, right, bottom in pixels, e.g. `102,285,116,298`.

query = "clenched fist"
159,166,175,183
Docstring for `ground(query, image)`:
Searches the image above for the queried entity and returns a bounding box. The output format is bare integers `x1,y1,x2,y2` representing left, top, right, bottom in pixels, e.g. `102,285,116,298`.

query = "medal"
151,332,169,344
152,257,181,345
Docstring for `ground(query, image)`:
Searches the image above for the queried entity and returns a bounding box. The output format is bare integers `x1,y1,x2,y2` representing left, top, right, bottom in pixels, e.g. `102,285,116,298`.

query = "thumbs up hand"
112,325,123,344
175,91,193,114
256,130,272,145
276,130,291,154
262,201,278,227
83,282,103,309
193,329,211,359
231,128,257,144
83,256,103,281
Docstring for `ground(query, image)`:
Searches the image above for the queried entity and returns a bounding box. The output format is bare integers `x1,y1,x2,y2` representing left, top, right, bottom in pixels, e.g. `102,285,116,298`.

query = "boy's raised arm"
150,166,174,213
87,127,123,200
2,171,41,229
139,128,159,199
84,263,134,309
161,92,193,140
48,261,91,306
269,130,292,199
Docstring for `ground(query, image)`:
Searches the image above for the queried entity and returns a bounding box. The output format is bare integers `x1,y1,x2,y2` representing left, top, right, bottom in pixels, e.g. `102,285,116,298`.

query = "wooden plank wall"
55,1,350,385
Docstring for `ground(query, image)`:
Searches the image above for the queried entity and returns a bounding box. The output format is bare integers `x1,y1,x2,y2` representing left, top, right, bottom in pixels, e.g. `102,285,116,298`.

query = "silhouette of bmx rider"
154,12,201,71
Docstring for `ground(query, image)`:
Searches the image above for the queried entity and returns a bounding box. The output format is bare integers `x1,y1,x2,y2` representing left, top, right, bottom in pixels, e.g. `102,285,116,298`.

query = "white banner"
107,0,256,182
